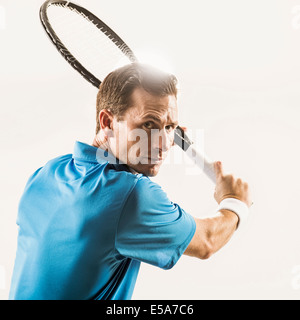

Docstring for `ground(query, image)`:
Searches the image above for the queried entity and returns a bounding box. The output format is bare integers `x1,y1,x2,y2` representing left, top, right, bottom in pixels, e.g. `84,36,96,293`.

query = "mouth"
149,158,163,164
140,157,163,165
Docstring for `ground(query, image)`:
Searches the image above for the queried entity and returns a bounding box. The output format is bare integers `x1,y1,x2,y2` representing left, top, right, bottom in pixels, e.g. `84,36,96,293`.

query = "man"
9,63,251,300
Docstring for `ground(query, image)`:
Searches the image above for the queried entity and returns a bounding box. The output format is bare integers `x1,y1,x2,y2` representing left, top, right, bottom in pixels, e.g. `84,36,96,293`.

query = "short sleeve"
115,176,196,270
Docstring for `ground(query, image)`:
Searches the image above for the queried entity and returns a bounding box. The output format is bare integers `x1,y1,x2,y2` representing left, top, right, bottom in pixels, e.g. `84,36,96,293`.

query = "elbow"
197,241,215,260
199,252,213,260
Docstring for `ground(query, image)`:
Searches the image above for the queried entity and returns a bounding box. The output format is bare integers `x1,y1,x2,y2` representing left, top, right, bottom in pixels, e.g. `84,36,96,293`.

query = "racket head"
40,0,138,88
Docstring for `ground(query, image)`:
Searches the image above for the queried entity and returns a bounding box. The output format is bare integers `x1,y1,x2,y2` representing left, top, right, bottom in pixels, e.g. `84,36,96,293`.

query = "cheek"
128,129,150,156
111,125,128,159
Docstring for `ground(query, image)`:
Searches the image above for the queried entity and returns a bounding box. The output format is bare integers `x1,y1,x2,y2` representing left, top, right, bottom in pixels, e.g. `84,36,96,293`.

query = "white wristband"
217,198,249,229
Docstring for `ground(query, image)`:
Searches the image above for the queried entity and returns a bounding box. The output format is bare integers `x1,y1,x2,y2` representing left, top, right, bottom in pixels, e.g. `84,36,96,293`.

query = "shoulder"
134,175,168,198
104,164,144,185
46,154,73,166
25,154,73,182
124,174,173,212
36,154,73,173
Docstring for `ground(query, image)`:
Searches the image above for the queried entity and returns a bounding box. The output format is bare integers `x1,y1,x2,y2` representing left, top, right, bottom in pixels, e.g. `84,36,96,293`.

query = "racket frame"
40,0,137,88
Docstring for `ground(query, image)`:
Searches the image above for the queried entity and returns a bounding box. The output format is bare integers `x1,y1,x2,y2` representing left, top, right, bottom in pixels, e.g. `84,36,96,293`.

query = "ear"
99,109,114,132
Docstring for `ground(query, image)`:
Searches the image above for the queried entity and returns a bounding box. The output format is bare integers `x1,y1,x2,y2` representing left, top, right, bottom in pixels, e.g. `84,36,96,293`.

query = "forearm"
185,210,238,259
184,161,251,260
202,209,239,256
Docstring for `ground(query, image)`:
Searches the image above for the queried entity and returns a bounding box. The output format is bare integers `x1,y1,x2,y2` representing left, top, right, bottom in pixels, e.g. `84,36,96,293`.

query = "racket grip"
185,145,216,183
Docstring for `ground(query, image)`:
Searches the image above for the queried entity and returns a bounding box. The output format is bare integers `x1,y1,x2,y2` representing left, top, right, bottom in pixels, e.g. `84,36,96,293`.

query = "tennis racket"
39,0,216,183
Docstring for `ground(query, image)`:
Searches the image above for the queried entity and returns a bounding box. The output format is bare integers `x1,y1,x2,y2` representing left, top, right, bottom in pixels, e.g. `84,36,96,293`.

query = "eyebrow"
142,115,163,123
142,115,179,127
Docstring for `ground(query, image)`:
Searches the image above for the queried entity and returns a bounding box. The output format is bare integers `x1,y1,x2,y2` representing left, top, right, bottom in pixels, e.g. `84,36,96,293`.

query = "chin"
145,167,160,177
132,163,161,177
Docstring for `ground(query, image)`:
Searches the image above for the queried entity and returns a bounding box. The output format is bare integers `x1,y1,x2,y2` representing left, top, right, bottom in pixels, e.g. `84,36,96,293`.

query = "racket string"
47,5,131,80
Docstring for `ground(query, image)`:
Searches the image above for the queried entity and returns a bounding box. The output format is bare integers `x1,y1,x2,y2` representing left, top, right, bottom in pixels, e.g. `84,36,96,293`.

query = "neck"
92,135,102,148
92,134,117,163
92,133,109,150
92,134,139,175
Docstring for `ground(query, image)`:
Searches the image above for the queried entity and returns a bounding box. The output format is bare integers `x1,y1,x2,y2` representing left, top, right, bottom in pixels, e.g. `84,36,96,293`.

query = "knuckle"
236,178,242,185
225,174,234,183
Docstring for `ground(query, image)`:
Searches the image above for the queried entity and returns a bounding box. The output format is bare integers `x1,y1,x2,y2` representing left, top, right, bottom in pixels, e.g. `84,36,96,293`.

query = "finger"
214,161,224,180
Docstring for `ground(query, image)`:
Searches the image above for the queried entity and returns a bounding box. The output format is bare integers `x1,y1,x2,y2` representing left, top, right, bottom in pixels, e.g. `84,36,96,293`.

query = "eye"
165,124,175,132
143,121,155,129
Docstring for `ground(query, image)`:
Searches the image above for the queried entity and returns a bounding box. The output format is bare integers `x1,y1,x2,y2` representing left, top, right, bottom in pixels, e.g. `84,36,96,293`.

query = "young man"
9,63,251,300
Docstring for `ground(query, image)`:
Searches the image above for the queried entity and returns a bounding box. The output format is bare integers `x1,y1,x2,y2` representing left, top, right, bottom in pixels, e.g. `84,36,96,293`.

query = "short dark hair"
95,63,178,134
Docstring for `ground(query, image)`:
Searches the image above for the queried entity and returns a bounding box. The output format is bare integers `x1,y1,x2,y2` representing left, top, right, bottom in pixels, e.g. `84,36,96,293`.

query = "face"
109,88,178,176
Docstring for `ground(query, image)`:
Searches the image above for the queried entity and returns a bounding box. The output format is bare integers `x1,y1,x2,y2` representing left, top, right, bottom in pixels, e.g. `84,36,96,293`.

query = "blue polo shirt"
9,141,196,300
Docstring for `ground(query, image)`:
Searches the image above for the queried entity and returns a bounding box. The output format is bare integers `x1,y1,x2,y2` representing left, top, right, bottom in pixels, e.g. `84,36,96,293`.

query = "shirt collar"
73,141,119,165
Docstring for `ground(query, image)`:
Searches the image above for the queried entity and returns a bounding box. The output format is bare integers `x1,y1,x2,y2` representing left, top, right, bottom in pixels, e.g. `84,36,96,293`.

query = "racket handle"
185,145,216,184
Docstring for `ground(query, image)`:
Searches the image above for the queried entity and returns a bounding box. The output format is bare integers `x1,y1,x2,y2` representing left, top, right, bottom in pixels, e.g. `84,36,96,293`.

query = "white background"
1,0,300,300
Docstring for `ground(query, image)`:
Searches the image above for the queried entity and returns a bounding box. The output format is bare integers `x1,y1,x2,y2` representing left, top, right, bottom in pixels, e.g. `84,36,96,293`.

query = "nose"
151,129,173,156
160,129,173,152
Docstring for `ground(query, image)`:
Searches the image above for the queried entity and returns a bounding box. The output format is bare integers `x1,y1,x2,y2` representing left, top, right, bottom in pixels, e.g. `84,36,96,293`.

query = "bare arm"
184,161,251,260
184,210,238,259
